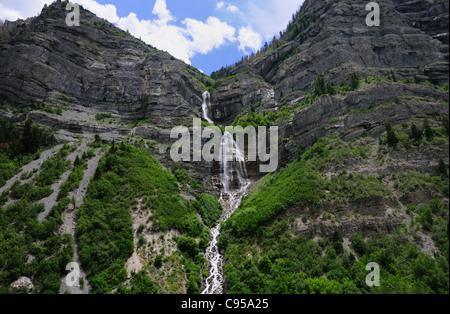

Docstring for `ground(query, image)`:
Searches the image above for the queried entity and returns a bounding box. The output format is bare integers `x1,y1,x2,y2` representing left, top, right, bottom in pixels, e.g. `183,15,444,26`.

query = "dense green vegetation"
5,143,74,210
1,119,54,188
76,142,206,293
0,196,74,293
192,193,223,228
95,113,112,121
35,145,72,188
171,164,202,190
57,155,88,201
223,222,448,294
219,136,383,238
219,135,449,294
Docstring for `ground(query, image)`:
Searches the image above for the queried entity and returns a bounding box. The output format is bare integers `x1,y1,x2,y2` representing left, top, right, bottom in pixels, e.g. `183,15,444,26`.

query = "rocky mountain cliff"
211,0,448,113
1,0,448,158
0,1,206,128
0,0,448,295
208,0,448,167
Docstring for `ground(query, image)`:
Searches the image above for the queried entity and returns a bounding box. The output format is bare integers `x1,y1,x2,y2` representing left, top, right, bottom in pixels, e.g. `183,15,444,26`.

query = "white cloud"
116,1,236,64
216,2,225,9
152,0,174,24
183,17,236,55
237,25,262,55
226,4,240,14
0,3,23,21
117,12,191,63
242,0,304,40
74,0,119,23
0,0,53,22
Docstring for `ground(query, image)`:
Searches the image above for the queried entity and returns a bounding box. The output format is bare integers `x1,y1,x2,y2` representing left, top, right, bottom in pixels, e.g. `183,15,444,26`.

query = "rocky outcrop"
288,196,403,238
275,80,449,168
290,215,404,239
395,0,449,43
210,73,275,124
10,277,34,294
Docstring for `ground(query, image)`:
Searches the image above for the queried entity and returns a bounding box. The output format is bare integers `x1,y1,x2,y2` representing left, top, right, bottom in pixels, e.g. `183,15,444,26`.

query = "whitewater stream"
201,91,250,295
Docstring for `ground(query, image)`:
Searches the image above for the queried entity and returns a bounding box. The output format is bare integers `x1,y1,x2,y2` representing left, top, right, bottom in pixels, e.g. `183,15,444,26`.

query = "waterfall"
201,117,250,295
220,132,248,193
202,91,214,124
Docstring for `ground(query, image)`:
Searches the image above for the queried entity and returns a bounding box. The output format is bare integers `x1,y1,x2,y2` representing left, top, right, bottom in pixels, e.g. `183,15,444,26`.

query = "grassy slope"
219,135,449,294
76,142,208,293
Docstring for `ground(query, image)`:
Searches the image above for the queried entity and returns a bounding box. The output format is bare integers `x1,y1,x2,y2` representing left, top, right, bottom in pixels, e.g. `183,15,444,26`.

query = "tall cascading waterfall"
201,92,250,295
202,91,214,124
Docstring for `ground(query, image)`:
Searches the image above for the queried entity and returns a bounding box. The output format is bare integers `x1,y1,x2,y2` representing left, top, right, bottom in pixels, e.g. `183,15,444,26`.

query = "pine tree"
410,123,422,142
20,119,41,154
93,165,102,180
350,73,360,91
438,158,448,177
443,116,449,135
423,119,434,141
109,140,117,153
326,81,336,95
314,74,325,96
413,74,421,84
74,155,82,167
390,70,397,82
386,122,398,148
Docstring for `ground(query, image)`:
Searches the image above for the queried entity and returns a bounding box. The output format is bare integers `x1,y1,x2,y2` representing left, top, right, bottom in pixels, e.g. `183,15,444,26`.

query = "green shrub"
154,255,163,268
95,113,112,121
385,122,399,148
177,236,199,258
192,194,223,228
35,146,70,187
350,233,368,255
57,162,85,200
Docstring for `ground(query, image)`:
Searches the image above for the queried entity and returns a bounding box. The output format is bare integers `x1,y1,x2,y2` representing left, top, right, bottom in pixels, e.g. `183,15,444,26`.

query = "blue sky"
0,0,304,75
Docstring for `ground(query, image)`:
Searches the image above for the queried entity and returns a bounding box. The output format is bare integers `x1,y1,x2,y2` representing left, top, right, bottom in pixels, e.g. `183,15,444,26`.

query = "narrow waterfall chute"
202,123,250,295
202,91,214,124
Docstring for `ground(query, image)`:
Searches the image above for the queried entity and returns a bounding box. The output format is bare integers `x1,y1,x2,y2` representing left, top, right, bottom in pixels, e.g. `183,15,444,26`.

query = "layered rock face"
396,0,449,43
210,0,448,122
0,2,205,127
0,1,218,195
0,0,448,184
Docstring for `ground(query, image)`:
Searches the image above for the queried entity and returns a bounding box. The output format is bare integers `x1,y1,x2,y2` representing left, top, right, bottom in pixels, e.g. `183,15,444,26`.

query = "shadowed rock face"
395,0,449,43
